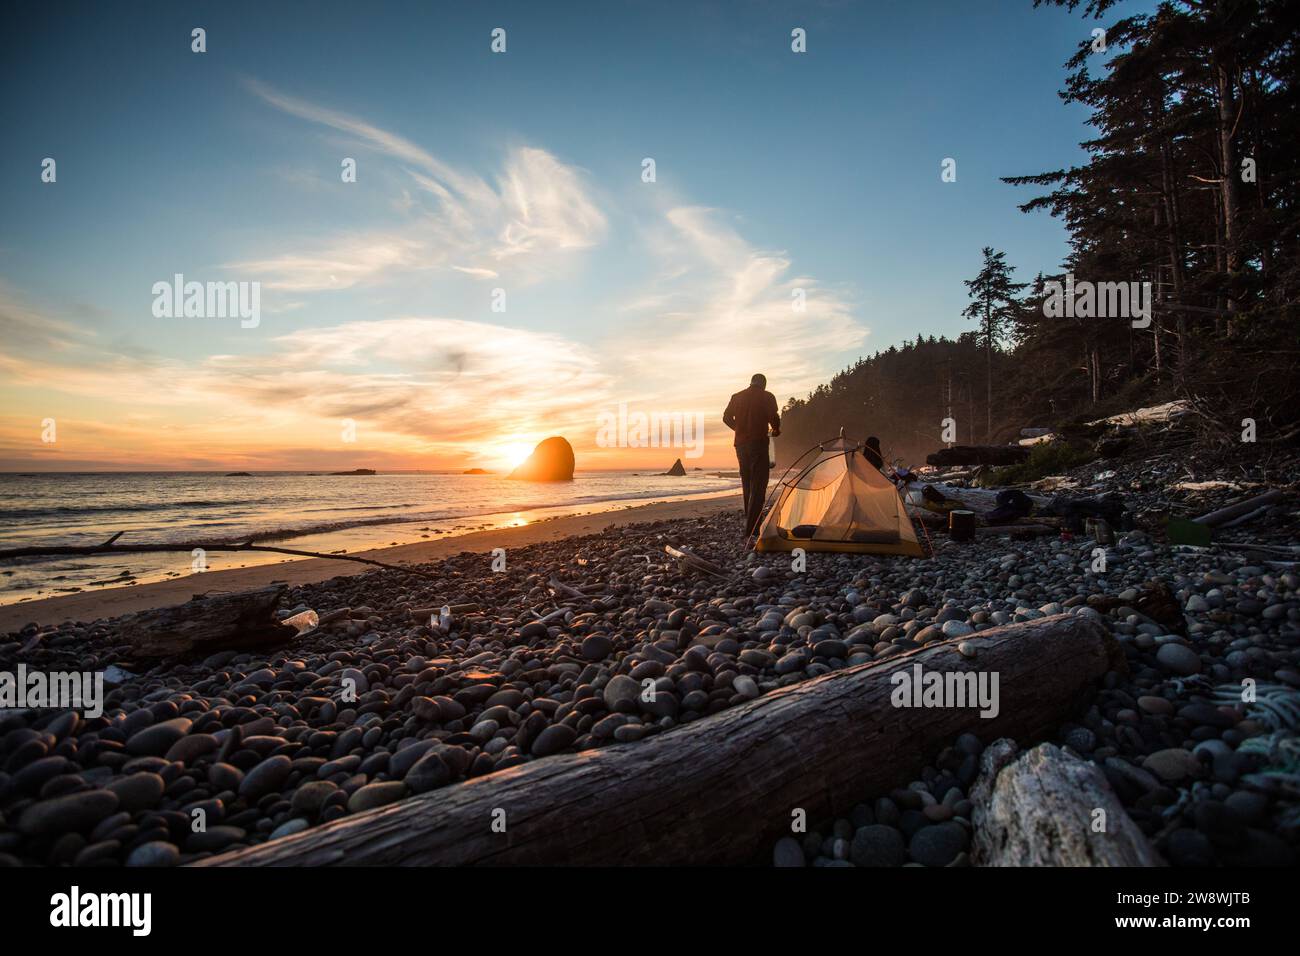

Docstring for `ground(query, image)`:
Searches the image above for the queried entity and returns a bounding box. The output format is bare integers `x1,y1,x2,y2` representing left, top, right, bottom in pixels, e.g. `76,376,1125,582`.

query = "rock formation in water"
665,459,686,476
508,437,575,481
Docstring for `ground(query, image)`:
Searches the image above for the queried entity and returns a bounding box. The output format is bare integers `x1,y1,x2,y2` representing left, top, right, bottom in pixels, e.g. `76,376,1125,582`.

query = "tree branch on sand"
0,531,441,580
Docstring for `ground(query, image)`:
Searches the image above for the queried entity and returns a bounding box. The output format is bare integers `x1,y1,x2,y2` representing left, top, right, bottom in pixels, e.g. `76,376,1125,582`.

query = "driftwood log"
0,531,440,579
115,585,295,660
1192,489,1284,527
971,739,1163,866
926,445,1030,467
199,613,1122,866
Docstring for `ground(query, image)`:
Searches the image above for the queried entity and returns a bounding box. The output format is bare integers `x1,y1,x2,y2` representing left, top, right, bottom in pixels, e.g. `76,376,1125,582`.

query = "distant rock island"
225,472,252,477
463,468,491,475
329,469,376,476
664,459,686,476
508,437,575,481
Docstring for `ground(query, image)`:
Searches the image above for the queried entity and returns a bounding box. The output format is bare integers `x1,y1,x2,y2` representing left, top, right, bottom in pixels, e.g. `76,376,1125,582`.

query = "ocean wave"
1,477,741,553
0,499,231,519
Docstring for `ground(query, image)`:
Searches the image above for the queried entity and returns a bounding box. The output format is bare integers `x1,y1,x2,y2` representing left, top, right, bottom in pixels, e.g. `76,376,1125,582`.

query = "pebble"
238,755,293,800
908,821,967,866
4,475,1296,869
19,789,120,837
126,841,180,867
850,825,905,867
125,718,193,757
1155,643,1201,676
105,772,165,812
347,781,407,813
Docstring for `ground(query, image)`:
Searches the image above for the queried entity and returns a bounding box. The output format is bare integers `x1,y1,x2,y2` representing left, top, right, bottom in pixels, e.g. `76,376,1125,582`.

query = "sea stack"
508,437,575,481
665,459,686,476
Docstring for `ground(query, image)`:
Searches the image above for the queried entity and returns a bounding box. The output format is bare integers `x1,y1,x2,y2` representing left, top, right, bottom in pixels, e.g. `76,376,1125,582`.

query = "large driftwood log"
199,613,1122,867
116,585,296,660
971,739,1163,866
926,445,1030,467
0,531,440,579
1192,489,1284,527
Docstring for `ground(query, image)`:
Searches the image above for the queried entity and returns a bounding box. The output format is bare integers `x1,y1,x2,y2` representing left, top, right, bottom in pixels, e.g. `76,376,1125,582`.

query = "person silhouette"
723,373,781,541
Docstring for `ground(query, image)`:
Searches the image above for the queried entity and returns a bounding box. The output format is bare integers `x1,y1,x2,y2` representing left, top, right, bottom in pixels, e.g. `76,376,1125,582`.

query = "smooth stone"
19,789,120,837
269,818,311,840
908,821,967,866
125,718,193,757
290,780,339,816
603,675,640,711
530,724,577,757
405,753,453,794
1156,643,1201,676
773,836,805,867
105,772,166,812
238,755,292,800
164,733,219,764
1143,748,1198,783
849,825,905,867
347,781,407,813
126,840,180,867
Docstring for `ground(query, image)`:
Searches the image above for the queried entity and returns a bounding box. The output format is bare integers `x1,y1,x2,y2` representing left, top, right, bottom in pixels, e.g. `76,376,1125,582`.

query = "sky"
0,0,1138,471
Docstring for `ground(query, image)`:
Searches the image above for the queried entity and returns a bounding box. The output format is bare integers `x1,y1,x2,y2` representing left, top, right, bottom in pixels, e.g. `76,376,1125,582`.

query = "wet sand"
0,492,741,632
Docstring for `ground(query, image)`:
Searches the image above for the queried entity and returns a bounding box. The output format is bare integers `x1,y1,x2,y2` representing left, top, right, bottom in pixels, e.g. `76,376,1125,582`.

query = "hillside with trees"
779,0,1298,468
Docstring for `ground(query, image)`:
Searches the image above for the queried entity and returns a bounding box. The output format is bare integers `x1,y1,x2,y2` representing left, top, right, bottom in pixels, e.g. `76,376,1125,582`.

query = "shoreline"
0,491,742,631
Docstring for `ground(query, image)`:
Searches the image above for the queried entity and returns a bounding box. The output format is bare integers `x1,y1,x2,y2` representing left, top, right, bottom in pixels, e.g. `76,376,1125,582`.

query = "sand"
0,492,742,632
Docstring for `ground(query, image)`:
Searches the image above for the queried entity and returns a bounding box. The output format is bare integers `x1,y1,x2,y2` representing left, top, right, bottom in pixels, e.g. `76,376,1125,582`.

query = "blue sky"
0,0,1138,470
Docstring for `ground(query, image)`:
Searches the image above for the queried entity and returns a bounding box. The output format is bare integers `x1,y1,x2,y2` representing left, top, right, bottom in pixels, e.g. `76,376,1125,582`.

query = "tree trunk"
115,585,295,661
197,614,1123,867
971,739,1164,866
1216,47,1241,319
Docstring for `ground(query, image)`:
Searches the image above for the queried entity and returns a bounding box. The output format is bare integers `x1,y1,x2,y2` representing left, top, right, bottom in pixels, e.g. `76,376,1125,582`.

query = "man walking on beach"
724,373,781,541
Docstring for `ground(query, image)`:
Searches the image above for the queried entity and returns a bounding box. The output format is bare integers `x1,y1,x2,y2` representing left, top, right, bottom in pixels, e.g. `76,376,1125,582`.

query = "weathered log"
0,532,441,579
115,585,295,660
971,739,1163,866
199,613,1122,867
1192,489,1284,527
926,445,1030,467
912,483,1050,514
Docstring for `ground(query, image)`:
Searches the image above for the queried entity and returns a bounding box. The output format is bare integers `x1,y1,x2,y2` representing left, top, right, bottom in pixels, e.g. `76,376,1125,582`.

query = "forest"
779,0,1298,467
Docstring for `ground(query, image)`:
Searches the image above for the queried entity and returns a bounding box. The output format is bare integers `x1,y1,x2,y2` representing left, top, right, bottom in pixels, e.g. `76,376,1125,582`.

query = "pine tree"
961,248,1027,441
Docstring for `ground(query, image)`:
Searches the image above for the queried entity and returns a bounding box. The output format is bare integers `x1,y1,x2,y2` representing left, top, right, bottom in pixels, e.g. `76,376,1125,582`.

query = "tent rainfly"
755,436,923,556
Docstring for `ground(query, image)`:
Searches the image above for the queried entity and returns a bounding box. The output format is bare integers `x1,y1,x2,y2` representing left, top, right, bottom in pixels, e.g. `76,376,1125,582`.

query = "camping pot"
1087,517,1115,545
948,510,976,542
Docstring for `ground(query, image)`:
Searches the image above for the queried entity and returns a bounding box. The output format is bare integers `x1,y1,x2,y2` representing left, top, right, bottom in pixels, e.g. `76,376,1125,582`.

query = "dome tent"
755,435,923,556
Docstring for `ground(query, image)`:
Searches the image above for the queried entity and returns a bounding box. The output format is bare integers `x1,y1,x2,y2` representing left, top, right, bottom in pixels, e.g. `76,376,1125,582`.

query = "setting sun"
497,441,536,471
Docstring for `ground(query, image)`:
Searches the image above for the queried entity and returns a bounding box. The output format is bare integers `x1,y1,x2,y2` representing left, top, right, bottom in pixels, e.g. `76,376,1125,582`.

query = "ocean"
0,471,740,605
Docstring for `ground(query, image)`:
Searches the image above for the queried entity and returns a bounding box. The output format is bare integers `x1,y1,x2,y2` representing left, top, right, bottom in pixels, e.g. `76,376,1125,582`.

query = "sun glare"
499,442,535,470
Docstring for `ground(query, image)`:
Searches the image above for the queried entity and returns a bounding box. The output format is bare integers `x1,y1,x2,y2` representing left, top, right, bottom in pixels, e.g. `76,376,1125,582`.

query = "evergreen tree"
961,248,1026,441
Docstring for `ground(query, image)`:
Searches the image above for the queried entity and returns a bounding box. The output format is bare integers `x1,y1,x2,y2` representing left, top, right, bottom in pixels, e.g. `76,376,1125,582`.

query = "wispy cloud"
611,206,868,414
235,80,607,289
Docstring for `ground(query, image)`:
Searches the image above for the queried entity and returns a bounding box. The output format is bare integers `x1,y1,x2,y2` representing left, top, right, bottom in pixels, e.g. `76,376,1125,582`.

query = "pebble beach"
1,448,1297,868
